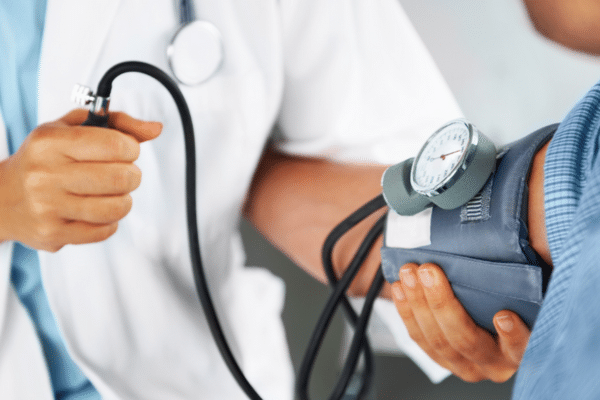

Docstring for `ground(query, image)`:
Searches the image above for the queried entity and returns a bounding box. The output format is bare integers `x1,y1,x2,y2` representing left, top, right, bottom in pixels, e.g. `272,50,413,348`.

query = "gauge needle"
439,150,461,160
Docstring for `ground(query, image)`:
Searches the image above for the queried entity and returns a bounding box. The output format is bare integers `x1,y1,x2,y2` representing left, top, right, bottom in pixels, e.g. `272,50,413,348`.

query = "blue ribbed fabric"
0,2,101,399
513,81,600,398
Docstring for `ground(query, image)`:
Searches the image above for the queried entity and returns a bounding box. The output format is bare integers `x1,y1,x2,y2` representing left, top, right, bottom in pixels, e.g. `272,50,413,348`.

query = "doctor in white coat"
0,0,512,398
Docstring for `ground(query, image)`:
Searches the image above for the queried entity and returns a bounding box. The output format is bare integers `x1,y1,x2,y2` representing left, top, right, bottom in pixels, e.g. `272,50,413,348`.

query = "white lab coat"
0,0,462,398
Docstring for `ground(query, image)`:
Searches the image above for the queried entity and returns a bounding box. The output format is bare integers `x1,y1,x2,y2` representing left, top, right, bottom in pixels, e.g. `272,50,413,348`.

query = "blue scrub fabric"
512,80,600,398
0,2,100,399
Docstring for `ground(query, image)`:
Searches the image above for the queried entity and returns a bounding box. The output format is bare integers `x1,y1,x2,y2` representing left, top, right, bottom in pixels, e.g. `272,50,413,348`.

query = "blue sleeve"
550,219,600,398
513,128,600,399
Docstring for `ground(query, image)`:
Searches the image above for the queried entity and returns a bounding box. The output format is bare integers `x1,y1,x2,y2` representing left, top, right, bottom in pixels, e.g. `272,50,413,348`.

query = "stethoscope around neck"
167,0,224,86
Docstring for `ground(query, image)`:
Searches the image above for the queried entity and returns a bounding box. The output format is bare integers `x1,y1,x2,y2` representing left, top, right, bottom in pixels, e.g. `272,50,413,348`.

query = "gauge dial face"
412,122,472,193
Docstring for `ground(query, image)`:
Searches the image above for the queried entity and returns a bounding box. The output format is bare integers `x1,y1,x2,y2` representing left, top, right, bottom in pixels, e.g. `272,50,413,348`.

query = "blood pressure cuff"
380,124,557,333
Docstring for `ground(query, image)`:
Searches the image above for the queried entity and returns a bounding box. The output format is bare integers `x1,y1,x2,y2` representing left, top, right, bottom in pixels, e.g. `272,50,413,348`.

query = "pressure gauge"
382,119,497,215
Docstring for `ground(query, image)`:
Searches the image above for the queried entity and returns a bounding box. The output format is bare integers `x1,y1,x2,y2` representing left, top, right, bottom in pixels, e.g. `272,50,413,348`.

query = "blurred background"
242,0,600,398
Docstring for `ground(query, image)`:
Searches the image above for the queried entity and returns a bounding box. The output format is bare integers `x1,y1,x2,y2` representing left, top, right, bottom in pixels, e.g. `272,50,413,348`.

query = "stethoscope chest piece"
168,20,224,86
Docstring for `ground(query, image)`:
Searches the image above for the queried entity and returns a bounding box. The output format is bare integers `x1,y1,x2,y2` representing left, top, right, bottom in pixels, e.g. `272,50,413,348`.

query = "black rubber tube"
297,206,387,400
90,61,262,400
329,268,385,400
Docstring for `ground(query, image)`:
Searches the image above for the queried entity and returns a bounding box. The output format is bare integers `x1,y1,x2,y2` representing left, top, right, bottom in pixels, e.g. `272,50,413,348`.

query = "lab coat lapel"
38,0,122,123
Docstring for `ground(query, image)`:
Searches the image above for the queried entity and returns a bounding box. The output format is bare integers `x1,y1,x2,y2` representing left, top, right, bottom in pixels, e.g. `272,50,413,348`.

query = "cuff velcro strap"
381,124,557,332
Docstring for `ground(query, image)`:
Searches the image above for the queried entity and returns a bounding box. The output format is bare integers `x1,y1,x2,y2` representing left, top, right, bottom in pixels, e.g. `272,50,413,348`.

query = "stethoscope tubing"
179,0,194,25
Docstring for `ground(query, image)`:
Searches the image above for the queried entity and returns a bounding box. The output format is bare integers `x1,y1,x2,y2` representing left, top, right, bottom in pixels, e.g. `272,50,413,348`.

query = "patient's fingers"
494,310,531,366
392,277,455,373
416,263,525,383
391,280,440,361
392,262,531,383
395,263,486,382
417,264,501,363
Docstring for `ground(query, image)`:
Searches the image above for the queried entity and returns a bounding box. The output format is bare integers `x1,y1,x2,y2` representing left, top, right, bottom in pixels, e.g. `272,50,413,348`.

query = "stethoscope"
167,0,224,86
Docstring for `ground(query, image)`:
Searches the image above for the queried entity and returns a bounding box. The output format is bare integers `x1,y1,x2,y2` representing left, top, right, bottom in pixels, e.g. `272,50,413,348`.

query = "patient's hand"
392,262,531,382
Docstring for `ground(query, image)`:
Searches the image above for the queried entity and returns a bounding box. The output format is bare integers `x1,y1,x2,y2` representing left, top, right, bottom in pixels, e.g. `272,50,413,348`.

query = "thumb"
108,111,163,143
493,310,531,367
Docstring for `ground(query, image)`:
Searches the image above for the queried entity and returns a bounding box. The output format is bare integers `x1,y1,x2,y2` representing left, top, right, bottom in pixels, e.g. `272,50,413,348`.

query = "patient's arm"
391,142,551,382
528,142,551,265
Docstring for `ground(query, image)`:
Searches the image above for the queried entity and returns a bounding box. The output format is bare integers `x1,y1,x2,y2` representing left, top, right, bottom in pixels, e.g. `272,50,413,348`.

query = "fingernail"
496,315,514,333
418,268,434,288
401,269,416,288
392,285,405,301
